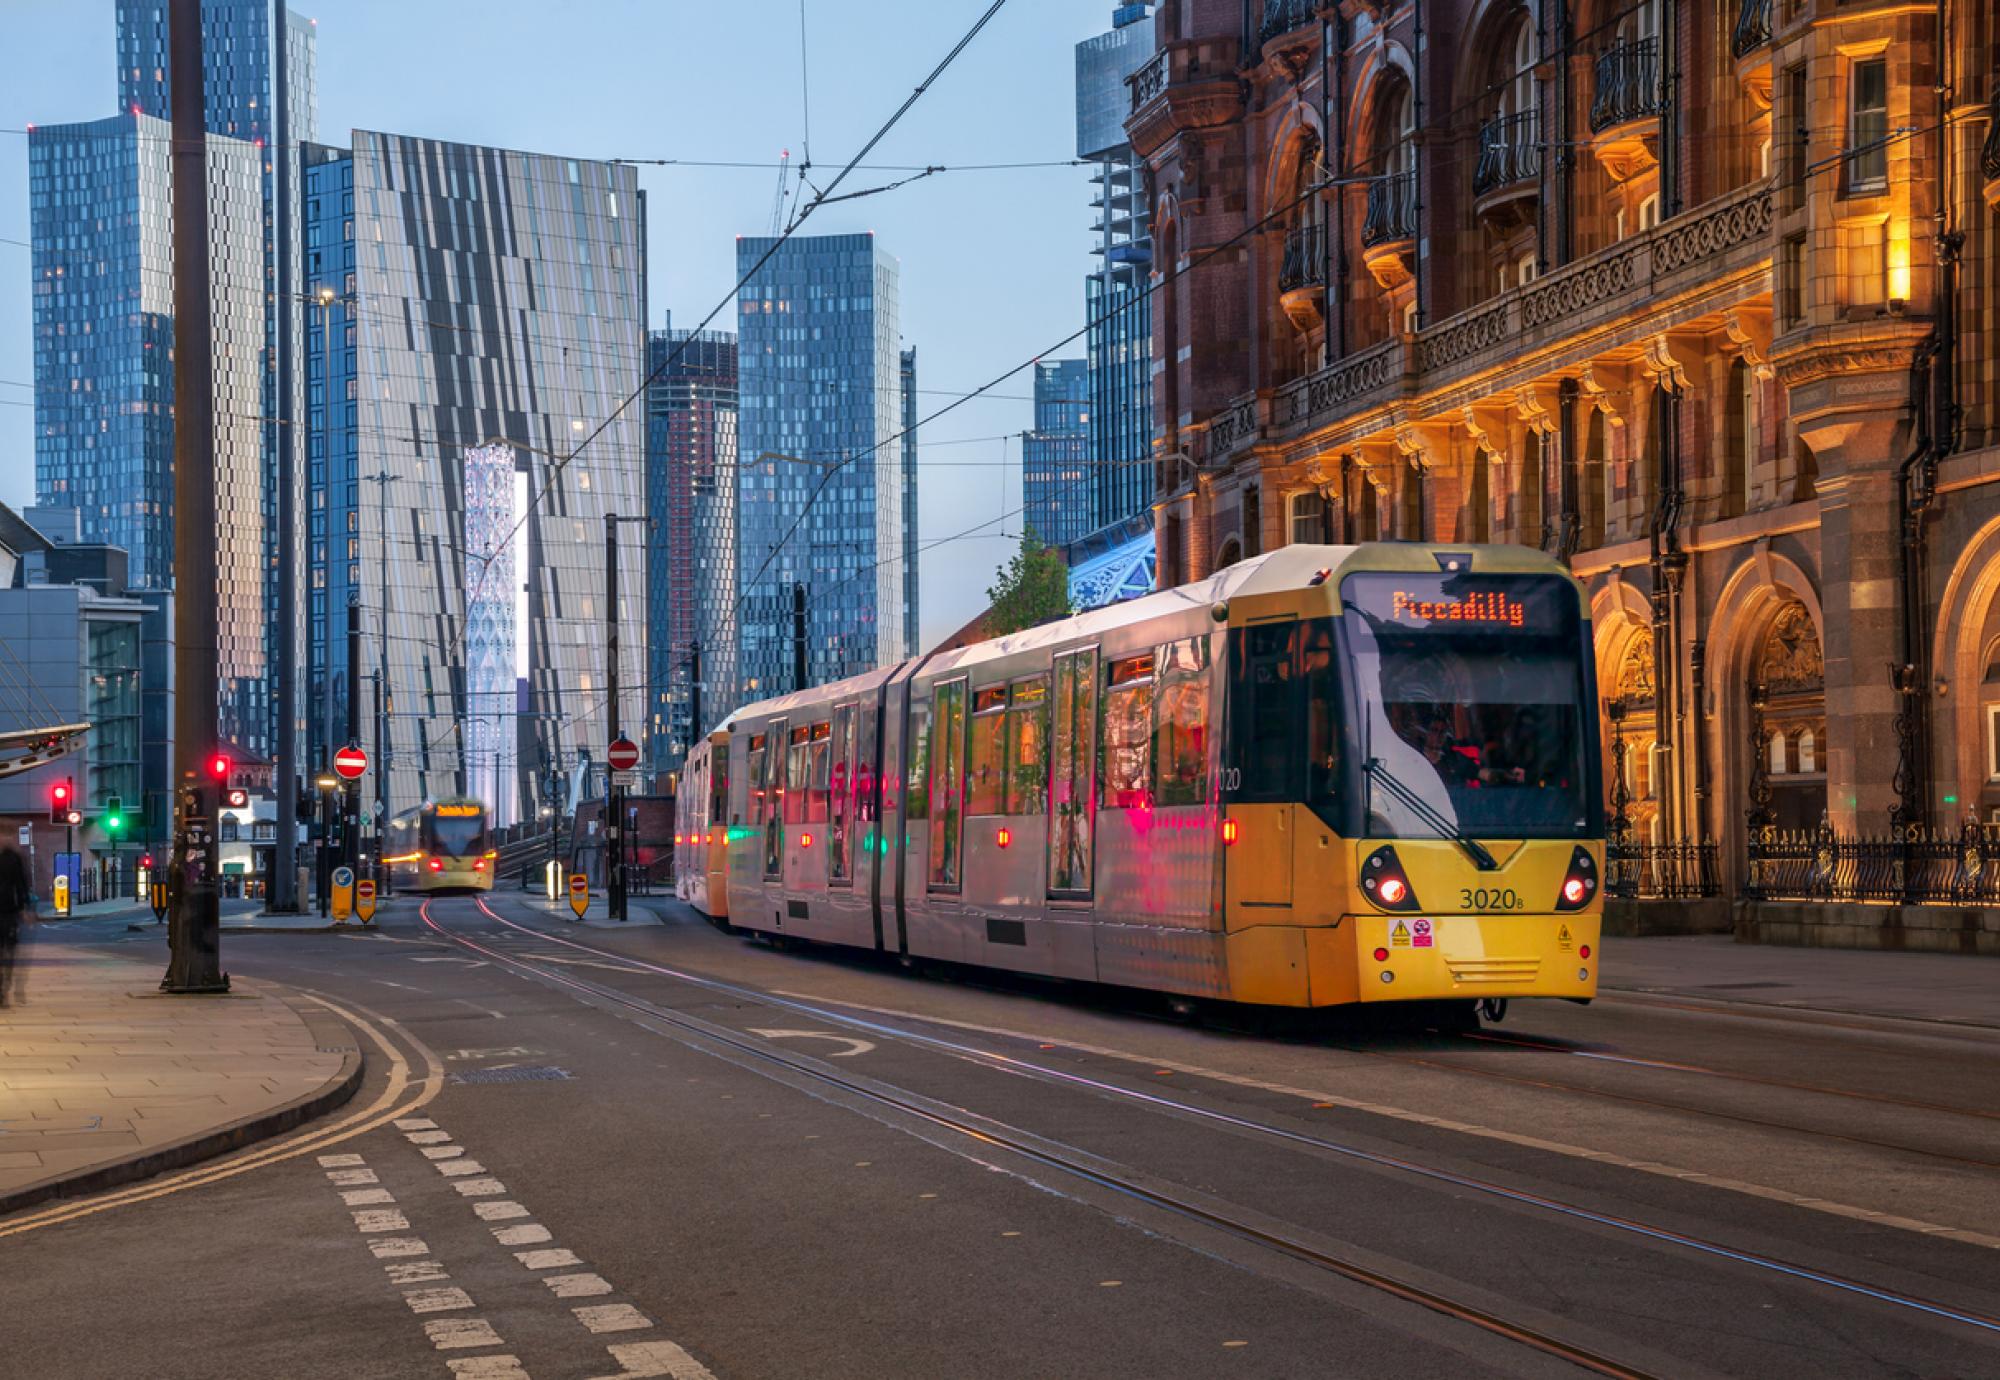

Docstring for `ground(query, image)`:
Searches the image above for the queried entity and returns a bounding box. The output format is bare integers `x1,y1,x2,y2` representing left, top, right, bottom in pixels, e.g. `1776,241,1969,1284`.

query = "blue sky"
0,0,1111,649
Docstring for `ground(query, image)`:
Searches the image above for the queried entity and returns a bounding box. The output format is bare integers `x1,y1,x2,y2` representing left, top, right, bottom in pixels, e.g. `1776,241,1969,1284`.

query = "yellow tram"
386,796,496,894
675,544,1603,1023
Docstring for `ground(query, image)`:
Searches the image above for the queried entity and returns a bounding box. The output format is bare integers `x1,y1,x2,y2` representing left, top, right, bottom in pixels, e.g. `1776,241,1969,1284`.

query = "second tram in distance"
387,796,496,894
676,543,1604,1024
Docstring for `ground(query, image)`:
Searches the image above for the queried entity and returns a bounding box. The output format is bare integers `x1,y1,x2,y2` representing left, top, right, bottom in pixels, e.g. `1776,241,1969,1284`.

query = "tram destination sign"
1343,573,1571,635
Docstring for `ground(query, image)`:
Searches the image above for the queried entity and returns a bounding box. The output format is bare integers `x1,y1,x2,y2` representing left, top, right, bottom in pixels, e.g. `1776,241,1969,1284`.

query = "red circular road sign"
333,745,369,780
607,738,640,771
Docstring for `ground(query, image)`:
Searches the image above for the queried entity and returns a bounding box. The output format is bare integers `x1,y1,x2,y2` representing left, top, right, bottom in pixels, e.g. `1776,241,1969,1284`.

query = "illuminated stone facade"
1132,0,2000,885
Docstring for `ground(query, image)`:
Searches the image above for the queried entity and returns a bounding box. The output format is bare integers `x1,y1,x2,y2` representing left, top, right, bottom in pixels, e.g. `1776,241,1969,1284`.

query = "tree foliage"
985,533,1074,636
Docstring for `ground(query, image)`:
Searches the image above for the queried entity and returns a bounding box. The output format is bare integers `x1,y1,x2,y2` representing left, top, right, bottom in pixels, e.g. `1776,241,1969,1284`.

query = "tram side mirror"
1210,602,1229,623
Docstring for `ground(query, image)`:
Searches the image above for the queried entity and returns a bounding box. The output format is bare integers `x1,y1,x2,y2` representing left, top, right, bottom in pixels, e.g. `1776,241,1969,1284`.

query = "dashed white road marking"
406,1129,453,1145
516,1249,582,1270
589,1339,718,1379
404,1286,477,1314
327,1167,380,1186
475,1200,531,1221
454,1177,508,1197
574,1304,652,1334
386,1261,451,1285
352,1209,411,1233
317,1153,367,1168
394,1117,439,1131
448,1358,530,1380
545,1273,613,1298
438,1159,488,1177
423,1145,468,1160
341,1188,397,1207
493,1224,552,1246
425,1317,505,1350
370,1237,430,1259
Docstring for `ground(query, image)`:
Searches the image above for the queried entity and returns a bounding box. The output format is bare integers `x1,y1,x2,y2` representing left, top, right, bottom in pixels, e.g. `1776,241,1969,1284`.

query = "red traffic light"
207,753,232,781
141,853,154,868
51,779,72,805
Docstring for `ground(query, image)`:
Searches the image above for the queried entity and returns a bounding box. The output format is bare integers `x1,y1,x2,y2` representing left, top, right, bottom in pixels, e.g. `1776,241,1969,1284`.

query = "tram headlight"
1360,846,1421,912
1554,846,1598,912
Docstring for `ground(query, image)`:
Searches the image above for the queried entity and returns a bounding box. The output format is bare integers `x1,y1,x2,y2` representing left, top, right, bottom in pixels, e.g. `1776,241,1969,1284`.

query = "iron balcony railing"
1361,171,1417,248
1731,0,1773,58
1473,110,1540,197
1984,88,2000,184
1745,817,2000,905
1260,0,1317,44
1607,839,1721,900
1279,222,1326,293
1590,37,1666,133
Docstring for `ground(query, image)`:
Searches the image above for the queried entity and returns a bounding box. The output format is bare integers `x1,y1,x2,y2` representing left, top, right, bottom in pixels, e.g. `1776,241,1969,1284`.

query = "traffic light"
103,795,124,835
49,777,74,825
207,753,232,782
141,853,154,869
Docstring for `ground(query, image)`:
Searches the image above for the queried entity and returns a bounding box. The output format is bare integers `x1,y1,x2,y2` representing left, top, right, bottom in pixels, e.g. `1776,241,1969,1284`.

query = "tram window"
746,734,768,826
1101,655,1156,809
786,726,812,826
807,721,832,824
856,703,879,827
1301,620,1341,803
1228,623,1300,802
906,705,930,819
1006,677,1050,815
967,686,1008,816
829,706,854,881
1049,651,1097,894
930,681,967,888
711,752,729,829
764,719,787,877
1154,638,1211,807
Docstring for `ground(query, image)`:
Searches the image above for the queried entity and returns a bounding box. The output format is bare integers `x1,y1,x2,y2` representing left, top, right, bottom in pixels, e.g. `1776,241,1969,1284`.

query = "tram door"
1225,622,1297,908
1048,648,1098,901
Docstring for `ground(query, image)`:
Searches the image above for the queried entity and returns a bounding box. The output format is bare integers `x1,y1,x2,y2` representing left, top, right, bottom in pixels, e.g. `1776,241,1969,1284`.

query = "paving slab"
1602,933,2000,1028
0,936,363,1213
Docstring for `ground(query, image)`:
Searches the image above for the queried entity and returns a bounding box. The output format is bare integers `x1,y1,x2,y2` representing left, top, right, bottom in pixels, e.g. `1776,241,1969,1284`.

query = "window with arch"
1364,78,1418,249
1768,730,1787,775
1797,728,1817,775
1475,13,1539,196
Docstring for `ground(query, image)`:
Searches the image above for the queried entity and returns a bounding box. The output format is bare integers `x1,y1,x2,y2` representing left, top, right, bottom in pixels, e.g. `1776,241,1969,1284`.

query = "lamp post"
314,772,339,916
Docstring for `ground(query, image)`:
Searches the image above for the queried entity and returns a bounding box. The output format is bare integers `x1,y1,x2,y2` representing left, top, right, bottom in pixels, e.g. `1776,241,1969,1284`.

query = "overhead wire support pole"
605,513,627,923
161,0,227,994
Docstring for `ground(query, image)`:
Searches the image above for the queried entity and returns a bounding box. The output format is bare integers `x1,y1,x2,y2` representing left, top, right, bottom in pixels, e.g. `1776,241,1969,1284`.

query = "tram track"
421,896,2000,1373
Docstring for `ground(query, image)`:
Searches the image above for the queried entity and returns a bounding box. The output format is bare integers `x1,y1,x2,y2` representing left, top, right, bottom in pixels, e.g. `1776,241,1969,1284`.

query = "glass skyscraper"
29,112,269,756
736,233,907,694
303,132,648,826
647,325,740,776
1024,359,1093,548
1076,4,1156,536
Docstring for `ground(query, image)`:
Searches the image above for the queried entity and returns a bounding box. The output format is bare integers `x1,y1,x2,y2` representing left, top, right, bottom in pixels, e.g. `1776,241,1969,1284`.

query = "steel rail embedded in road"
443,897,2000,1348
421,899,1664,1379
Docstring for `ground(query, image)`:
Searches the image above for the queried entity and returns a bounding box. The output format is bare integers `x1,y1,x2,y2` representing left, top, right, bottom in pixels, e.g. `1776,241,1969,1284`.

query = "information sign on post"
568,872,590,919
331,865,355,923
355,878,377,925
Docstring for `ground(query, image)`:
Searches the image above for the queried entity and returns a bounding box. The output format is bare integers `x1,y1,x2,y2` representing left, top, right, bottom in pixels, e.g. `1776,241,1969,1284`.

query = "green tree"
986,533,1074,636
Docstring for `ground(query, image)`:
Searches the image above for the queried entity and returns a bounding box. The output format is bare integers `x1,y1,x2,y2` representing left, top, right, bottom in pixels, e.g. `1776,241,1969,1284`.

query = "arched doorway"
1605,630,1661,844
1747,599,1827,833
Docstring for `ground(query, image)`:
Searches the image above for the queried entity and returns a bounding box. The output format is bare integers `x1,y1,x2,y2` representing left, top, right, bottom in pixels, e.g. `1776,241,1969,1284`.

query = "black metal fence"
1279,222,1325,292
1590,37,1665,133
1746,819,2000,905
1472,111,1539,196
1362,172,1417,247
1732,0,1772,58
1608,839,1720,900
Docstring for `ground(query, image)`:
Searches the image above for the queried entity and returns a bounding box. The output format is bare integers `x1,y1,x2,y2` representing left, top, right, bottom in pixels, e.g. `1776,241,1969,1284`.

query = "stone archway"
1930,513,2000,819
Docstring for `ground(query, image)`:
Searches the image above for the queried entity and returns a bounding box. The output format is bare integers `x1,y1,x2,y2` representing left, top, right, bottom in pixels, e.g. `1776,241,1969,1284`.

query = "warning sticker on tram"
1390,920,1411,948
1410,918,1434,949
1557,924,1573,951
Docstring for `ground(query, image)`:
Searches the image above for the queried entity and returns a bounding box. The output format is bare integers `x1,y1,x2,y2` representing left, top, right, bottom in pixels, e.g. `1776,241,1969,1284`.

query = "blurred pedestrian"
0,841,32,1007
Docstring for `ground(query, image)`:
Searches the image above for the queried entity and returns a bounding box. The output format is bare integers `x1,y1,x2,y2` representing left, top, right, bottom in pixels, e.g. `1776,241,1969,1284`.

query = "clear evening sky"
0,0,1108,650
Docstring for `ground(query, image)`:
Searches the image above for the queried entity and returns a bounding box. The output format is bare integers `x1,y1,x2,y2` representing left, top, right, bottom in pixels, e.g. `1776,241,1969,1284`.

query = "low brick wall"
1604,897,1734,937
1734,901,2000,956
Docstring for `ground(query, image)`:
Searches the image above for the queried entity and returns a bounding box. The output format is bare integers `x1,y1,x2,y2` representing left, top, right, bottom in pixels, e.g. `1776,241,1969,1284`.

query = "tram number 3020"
1460,887,1524,911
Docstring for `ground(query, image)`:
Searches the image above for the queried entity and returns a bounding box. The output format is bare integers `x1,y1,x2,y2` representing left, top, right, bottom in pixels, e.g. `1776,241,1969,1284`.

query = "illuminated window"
1847,59,1888,193
1845,219,1887,307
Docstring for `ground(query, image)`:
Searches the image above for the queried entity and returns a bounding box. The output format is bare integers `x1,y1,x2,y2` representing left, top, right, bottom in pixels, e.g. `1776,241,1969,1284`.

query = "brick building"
1129,0,2000,903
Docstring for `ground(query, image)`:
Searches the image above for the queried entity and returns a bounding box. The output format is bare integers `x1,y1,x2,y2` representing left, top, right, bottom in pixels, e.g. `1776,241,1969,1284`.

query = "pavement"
0,933,364,1213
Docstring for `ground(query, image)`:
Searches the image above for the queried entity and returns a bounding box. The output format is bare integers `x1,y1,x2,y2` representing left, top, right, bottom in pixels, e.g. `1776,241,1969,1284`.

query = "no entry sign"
607,737,640,771
333,745,369,780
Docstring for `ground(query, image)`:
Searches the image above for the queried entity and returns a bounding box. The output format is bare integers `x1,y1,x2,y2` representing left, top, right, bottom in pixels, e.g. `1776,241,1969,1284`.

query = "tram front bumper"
1354,912,1601,1002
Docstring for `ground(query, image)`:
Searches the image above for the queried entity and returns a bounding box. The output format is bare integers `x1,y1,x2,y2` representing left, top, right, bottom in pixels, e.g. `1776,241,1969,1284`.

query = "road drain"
448,1066,573,1085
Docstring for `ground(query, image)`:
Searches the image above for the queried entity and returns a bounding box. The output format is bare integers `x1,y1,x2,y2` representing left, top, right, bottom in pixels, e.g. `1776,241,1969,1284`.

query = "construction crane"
768,149,791,236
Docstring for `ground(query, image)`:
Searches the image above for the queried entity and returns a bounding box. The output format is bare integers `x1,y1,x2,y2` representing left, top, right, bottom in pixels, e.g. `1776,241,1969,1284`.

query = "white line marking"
369,1237,430,1259
405,1286,476,1314
352,1209,411,1233
447,1358,530,1380
406,1130,453,1145
340,1188,397,1207
425,1317,504,1350
422,1145,468,1160
573,1304,652,1334
453,1177,508,1197
386,1262,451,1285
544,1273,612,1298
588,1340,718,1380
492,1224,552,1246
515,1249,582,1270
474,1201,530,1221
437,1159,488,1177
394,1117,439,1131
317,1153,367,1167
327,1168,380,1186
747,1027,875,1058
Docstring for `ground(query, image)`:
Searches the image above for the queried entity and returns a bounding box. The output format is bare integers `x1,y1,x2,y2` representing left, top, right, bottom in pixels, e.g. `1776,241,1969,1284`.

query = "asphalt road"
5,894,1998,1379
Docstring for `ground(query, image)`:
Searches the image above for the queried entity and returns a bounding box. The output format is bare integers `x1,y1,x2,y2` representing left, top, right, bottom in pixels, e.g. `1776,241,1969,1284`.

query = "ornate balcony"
1278,222,1326,332
1128,49,1169,112
1732,0,1771,58
1985,87,2000,207
1472,111,1539,229
1589,37,1665,182
1260,0,1317,44
1360,172,1417,290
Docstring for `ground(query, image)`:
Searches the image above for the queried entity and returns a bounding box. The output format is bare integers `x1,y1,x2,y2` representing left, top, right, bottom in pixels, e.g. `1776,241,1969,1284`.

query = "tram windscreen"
428,806,487,858
1336,573,1595,840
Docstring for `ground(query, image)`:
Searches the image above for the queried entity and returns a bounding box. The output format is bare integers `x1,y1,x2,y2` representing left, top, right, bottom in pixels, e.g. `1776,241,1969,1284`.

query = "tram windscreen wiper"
1363,758,1500,872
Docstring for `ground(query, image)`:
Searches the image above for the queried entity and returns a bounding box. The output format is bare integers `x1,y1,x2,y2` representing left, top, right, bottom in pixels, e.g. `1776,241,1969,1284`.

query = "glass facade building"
1024,359,1093,547
29,112,269,756
303,132,648,826
646,326,740,776
1076,5,1156,537
736,234,907,694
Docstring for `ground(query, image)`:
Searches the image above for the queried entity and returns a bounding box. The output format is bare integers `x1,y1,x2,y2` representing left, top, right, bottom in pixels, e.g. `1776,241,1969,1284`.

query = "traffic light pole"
346,594,361,875
161,0,227,994
605,514,626,923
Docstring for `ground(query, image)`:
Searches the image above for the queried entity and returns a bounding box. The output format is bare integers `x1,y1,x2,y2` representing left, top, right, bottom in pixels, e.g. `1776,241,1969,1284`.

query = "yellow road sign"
568,872,589,919
356,878,377,924
331,865,355,923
